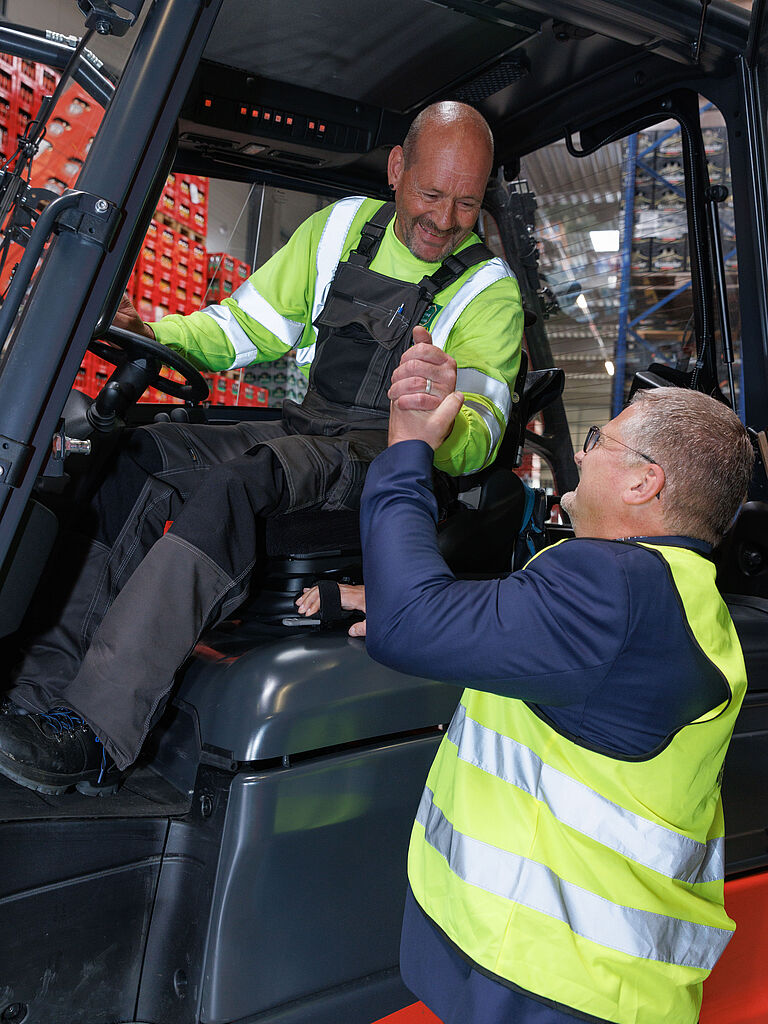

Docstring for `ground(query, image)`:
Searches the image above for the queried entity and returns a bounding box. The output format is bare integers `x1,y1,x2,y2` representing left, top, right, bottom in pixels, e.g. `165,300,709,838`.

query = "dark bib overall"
10,204,493,768
270,202,493,510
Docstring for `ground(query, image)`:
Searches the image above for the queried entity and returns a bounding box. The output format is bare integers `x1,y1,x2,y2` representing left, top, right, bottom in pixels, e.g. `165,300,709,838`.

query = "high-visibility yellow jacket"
152,196,523,475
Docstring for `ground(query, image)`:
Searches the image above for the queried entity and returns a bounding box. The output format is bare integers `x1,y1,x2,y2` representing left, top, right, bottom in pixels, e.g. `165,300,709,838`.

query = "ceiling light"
590,230,620,252
575,293,589,313
605,360,615,376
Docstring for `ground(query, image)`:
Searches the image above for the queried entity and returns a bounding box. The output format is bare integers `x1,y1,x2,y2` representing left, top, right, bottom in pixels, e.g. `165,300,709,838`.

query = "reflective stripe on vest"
431,257,514,350
295,195,368,368
447,702,724,885
416,784,732,971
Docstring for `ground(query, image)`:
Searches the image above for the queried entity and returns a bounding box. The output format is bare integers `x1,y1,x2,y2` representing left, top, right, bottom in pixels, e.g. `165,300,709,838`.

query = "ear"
622,462,666,506
388,145,405,190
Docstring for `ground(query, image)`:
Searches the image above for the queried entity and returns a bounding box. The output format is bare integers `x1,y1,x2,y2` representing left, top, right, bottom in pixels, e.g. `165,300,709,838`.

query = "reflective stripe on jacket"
407,541,747,1024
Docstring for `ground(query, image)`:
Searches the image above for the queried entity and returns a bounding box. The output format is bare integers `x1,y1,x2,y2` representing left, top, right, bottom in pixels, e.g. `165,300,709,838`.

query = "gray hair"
626,387,754,545
402,101,494,169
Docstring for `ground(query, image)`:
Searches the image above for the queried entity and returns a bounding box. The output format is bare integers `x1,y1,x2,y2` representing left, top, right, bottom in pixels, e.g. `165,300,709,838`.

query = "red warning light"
286,116,294,126
318,123,326,132
240,105,248,116
204,97,213,108
275,114,282,124
252,108,260,118
263,111,271,121
308,120,315,130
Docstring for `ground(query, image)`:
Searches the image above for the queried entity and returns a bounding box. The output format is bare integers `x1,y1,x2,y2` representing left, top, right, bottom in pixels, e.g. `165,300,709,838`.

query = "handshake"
387,325,464,450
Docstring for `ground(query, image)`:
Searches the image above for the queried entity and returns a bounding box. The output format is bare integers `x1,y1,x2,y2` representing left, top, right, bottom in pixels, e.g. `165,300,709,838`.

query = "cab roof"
173,0,750,191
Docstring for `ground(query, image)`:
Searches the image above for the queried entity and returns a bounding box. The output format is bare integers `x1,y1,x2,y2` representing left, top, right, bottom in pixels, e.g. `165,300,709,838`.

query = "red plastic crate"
0,69,12,103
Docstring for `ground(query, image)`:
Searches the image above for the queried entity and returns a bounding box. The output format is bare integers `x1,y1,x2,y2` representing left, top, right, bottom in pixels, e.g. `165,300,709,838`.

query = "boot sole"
0,751,121,797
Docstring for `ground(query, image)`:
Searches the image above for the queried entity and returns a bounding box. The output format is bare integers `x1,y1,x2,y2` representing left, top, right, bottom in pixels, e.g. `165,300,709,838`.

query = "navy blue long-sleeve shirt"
360,440,726,1024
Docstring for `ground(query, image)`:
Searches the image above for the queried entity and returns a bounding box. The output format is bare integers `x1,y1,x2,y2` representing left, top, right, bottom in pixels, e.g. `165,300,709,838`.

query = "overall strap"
346,202,396,268
418,242,494,302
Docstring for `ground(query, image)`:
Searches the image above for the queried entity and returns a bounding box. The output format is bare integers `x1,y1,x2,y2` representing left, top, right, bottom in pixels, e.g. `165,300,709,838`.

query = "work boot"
0,707,123,796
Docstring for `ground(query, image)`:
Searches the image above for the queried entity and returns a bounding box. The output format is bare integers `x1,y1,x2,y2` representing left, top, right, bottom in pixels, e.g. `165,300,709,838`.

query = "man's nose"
574,449,584,468
432,199,453,230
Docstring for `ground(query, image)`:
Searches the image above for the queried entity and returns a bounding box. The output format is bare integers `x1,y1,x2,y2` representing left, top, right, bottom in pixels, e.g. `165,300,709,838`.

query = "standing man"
361,382,753,1024
0,102,522,792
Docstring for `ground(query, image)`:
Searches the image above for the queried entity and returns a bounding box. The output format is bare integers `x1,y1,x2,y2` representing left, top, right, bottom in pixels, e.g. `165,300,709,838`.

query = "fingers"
391,391,443,412
431,391,465,440
113,293,155,339
295,586,321,616
388,390,465,450
388,378,444,407
390,357,456,389
348,619,367,637
396,344,456,374
390,347,457,407
412,325,433,346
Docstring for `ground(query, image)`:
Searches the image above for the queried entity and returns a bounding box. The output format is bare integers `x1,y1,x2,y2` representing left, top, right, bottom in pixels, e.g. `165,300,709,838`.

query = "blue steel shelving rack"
612,115,740,418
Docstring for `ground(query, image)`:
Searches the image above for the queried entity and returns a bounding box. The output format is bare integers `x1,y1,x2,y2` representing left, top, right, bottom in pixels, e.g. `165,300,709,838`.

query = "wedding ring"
425,378,433,395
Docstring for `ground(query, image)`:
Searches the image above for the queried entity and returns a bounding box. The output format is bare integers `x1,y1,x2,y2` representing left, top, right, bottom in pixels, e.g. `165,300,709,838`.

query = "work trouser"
9,417,386,769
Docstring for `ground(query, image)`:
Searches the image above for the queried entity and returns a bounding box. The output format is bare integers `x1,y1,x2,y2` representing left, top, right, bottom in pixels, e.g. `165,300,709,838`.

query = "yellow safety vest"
408,542,747,1024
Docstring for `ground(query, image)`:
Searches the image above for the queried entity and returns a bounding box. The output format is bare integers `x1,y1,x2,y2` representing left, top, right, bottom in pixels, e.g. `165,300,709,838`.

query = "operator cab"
0,1,767,1022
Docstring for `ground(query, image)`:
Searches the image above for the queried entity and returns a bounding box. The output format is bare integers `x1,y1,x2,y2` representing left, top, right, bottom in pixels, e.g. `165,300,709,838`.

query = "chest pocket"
308,201,494,413
311,260,427,409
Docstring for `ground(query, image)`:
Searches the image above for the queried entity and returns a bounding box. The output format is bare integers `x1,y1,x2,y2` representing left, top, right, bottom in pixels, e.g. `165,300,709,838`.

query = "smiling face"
560,405,666,538
387,120,492,263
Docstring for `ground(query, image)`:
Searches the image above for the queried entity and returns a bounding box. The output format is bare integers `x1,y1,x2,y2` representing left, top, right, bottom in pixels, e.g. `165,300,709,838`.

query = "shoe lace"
95,735,106,784
39,707,86,734
41,708,108,784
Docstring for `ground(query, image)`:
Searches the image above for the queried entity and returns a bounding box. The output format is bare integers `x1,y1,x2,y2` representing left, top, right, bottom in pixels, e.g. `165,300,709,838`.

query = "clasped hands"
295,326,463,630
387,325,464,450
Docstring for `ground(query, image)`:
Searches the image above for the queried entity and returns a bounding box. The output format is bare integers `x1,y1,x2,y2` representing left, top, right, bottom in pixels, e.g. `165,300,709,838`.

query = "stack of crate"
122,173,209,403
128,192,208,324
249,357,308,405
0,61,90,297
0,53,60,169
27,83,102,198
0,54,266,409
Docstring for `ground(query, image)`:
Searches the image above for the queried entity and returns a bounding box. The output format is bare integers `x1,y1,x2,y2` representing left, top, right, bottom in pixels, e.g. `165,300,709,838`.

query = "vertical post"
0,0,223,566
613,132,638,417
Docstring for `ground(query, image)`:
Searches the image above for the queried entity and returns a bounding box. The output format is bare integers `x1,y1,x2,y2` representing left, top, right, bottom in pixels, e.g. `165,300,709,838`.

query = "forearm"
361,443,626,701
151,312,236,372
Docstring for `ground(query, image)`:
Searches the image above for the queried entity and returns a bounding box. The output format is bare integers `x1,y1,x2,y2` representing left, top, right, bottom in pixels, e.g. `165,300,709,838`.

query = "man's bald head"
402,102,494,172
387,102,494,261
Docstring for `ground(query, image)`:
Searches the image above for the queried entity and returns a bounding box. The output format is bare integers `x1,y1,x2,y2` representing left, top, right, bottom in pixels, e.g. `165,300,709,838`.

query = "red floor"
378,873,768,1024
376,1003,440,1023
700,873,768,1023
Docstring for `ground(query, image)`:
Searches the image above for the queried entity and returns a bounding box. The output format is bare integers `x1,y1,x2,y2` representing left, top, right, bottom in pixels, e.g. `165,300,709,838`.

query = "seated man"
361,382,754,1024
0,101,523,793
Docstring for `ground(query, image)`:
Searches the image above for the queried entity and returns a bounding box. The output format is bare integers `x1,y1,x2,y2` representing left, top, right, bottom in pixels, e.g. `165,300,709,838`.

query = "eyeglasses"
583,425,659,467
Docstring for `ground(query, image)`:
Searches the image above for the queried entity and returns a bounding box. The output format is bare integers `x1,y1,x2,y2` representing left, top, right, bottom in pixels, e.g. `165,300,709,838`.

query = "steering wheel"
89,324,209,404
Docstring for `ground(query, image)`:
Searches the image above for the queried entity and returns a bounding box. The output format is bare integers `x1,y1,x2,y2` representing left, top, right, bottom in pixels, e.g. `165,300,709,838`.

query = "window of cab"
481,101,741,492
